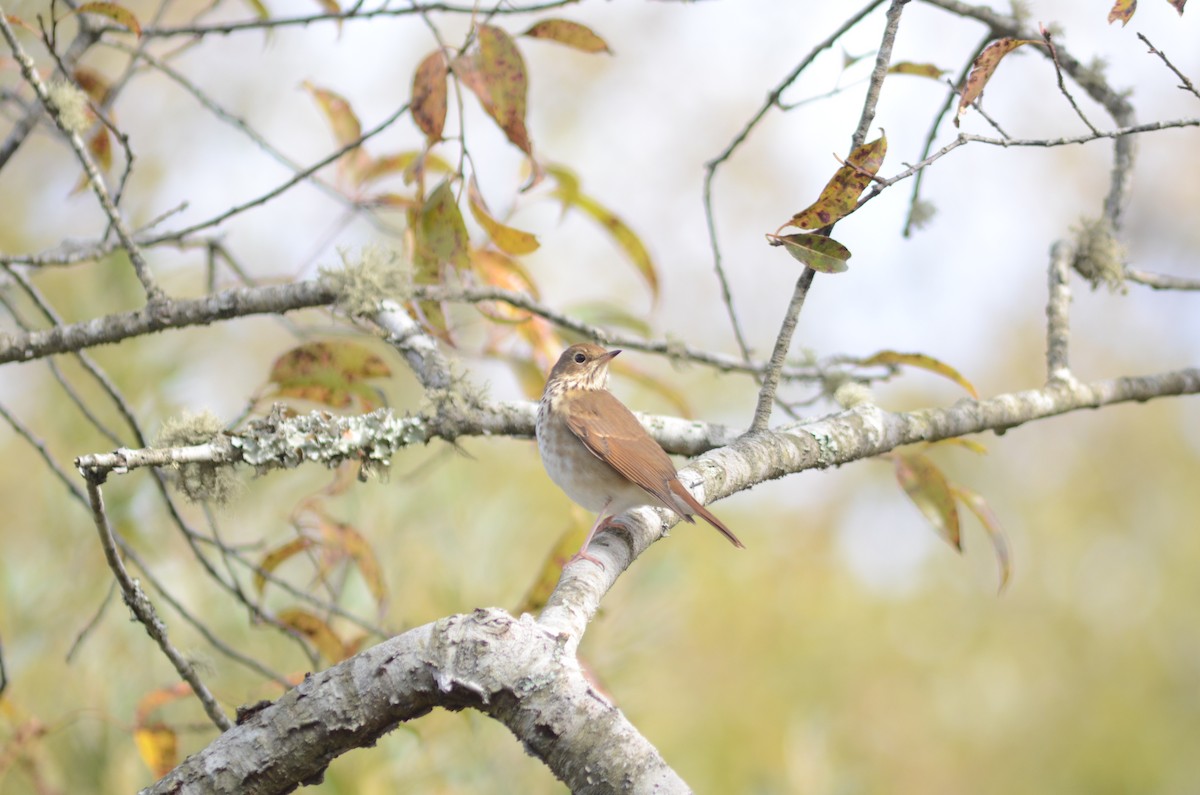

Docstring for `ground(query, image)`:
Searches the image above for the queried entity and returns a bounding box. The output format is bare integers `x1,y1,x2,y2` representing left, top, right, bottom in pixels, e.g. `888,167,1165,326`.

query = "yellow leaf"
255,536,317,595
953,484,1012,592
76,2,141,36
134,724,177,777
467,177,539,255
887,61,946,79
892,452,960,550
522,19,611,54
547,165,658,300
860,350,979,399
472,248,539,323
329,522,387,608
453,25,532,155
955,39,1041,127
765,232,851,273
411,50,449,143
242,0,269,19
515,521,588,614
787,133,886,230
276,608,349,663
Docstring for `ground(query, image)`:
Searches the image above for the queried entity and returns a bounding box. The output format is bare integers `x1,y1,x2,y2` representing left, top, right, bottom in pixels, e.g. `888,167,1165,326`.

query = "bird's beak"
602,349,621,363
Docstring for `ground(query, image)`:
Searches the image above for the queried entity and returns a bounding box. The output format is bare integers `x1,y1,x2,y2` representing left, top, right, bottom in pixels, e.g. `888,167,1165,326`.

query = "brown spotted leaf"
887,61,946,79
786,133,886,230
76,3,141,36
766,232,851,273
953,484,1012,592
72,67,111,104
860,350,979,398
268,340,391,411
411,50,448,143
522,19,611,54
454,25,532,155
893,451,961,550
467,177,539,255
1108,0,1137,24
955,38,1041,127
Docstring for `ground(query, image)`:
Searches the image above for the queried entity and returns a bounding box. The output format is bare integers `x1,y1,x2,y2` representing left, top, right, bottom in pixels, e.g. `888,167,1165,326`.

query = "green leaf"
414,180,471,274
765,233,851,273
892,451,961,550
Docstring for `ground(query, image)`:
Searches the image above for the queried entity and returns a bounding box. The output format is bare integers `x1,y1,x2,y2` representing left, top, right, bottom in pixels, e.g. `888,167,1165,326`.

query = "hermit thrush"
536,343,744,566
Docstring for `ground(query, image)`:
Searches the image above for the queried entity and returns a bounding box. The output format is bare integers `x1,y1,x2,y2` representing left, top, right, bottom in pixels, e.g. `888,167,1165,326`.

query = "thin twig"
82,476,233,731
1125,267,1200,291
1136,33,1200,102
1042,26,1098,135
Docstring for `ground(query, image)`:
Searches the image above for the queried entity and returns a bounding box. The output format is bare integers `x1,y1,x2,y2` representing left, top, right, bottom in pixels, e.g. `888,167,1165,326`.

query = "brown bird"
536,343,744,566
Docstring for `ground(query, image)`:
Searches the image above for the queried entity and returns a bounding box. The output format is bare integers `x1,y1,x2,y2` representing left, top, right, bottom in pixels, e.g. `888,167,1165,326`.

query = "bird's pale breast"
537,397,649,513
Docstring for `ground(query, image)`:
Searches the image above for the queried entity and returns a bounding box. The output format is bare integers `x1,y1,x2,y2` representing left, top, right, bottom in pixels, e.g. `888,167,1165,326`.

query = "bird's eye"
573,352,586,364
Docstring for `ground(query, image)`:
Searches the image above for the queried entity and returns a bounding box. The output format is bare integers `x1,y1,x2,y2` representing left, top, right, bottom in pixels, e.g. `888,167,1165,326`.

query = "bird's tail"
669,480,745,549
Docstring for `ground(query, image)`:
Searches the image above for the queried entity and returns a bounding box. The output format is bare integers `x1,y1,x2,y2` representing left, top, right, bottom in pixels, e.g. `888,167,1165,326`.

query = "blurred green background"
2,0,1199,792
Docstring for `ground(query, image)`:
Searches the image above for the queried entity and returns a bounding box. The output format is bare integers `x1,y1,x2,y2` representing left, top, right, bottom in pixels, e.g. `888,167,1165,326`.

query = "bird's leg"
567,503,613,568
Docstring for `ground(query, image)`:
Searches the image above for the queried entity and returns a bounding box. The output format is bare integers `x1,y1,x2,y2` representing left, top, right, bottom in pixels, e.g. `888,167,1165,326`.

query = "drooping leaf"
413,180,471,274
302,82,362,147
860,350,979,398
134,725,178,777
314,0,340,11
472,248,539,323
928,437,989,455
241,0,269,19
268,340,391,411
786,133,887,230
134,682,192,724
324,521,387,608
411,50,449,143
1107,0,1137,24
1167,0,1185,14
953,484,1012,592
766,232,851,273
302,81,369,184
71,127,112,195
276,608,349,663
467,177,539,255
615,362,692,419
888,61,946,79
453,25,532,155
569,301,653,338
954,38,1041,127
72,67,111,104
76,3,141,36
892,451,961,549
547,164,658,300
254,536,317,595
515,520,590,614
522,19,611,54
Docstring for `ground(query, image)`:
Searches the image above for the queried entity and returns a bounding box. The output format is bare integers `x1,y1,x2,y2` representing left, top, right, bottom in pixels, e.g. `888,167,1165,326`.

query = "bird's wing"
559,389,681,509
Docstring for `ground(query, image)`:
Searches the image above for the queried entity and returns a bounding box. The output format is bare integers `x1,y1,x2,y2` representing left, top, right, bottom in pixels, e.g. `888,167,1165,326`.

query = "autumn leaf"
1107,0,1137,24
1167,0,1185,14
522,19,611,54
324,521,387,608
76,3,141,36
860,350,979,398
453,25,532,155
472,248,539,323
785,133,886,230
242,0,269,19
277,608,350,663
765,232,851,273
888,61,946,79
411,50,448,143
955,38,1041,127
357,150,452,187
546,164,658,300
954,484,1012,592
413,180,471,275
302,81,369,184
72,67,111,104
134,725,177,777
254,536,317,595
268,340,391,411
467,177,539,255
892,451,961,549
71,127,112,195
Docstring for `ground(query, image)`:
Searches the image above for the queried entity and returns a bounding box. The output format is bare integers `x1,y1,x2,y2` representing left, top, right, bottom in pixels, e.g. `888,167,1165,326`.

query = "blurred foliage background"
1,0,1199,792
